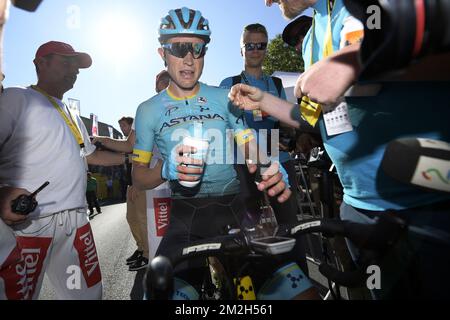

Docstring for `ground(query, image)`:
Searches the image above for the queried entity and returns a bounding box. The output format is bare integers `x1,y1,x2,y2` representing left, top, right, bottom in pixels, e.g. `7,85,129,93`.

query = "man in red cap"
33,41,92,99
0,41,127,300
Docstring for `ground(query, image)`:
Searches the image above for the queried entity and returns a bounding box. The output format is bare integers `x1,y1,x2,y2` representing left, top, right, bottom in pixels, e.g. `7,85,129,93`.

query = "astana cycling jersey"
134,82,253,199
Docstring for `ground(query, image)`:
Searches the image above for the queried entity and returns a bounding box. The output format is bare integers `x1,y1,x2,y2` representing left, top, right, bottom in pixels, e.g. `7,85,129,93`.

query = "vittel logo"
13,237,52,300
79,230,99,277
74,224,101,287
154,198,171,237
16,248,41,299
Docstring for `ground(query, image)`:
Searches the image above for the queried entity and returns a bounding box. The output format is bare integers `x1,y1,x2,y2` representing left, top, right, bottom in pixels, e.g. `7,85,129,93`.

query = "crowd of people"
0,0,449,301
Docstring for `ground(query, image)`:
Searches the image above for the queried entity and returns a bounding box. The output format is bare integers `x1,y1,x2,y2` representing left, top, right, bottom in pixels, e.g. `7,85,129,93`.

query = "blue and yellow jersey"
133,82,253,198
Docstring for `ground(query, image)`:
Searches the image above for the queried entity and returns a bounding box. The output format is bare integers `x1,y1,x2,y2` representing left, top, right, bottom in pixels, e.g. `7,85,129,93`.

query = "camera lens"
422,0,450,57
344,0,450,79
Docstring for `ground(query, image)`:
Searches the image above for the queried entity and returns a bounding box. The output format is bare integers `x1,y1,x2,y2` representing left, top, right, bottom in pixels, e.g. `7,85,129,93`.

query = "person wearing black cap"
0,41,127,299
282,15,312,53
229,0,450,299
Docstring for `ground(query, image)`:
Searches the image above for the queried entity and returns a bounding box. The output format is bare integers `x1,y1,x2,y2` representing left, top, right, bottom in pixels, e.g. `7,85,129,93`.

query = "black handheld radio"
11,181,50,215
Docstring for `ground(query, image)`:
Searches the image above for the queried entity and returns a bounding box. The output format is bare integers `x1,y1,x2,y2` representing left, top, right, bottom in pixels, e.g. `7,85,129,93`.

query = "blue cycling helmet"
158,7,211,44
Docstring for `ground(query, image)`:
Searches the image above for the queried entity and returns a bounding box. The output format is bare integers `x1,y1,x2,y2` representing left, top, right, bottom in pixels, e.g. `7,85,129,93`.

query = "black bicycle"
144,211,450,300
144,224,300,300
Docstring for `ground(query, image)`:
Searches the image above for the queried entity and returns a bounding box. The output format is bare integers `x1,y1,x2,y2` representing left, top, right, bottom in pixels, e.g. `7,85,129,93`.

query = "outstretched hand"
228,83,264,111
295,43,361,105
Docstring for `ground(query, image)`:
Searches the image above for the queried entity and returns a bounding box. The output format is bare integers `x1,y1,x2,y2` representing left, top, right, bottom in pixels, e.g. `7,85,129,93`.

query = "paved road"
39,203,145,300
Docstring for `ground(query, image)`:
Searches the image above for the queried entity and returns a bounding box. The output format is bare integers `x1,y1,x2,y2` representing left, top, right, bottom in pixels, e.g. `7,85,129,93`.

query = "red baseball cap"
34,41,92,68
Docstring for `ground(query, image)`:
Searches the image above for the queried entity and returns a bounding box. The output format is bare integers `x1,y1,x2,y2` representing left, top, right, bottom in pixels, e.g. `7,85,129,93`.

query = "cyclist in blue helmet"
158,7,212,44
133,7,318,300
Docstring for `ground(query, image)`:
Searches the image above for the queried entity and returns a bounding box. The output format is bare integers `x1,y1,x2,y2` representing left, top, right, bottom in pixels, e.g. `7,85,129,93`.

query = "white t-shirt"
0,87,96,218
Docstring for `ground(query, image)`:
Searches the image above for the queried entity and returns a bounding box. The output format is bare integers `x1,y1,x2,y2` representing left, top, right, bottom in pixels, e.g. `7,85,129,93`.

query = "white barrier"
146,182,172,259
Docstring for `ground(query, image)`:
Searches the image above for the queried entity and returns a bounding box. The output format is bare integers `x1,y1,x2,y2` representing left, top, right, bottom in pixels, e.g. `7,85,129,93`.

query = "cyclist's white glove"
161,150,179,181
259,160,290,189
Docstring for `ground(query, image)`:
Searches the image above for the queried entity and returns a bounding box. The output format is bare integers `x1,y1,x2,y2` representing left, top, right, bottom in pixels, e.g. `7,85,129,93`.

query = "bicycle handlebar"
281,215,450,287
280,214,407,252
145,214,450,298
276,216,408,287
144,232,249,300
163,232,249,267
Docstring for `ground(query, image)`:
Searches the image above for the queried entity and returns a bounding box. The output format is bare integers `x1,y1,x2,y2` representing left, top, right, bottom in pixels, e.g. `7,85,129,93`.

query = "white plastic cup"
179,136,209,188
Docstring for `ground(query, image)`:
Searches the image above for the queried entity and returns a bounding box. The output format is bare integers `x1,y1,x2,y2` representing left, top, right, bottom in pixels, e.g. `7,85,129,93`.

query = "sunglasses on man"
162,42,208,59
243,42,268,51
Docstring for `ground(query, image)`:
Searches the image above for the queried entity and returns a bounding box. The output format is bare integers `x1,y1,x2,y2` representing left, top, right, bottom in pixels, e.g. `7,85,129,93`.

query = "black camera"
344,0,450,79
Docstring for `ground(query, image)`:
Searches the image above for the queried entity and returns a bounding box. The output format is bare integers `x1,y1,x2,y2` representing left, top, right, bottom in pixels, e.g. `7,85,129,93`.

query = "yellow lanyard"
31,85,85,149
301,0,334,127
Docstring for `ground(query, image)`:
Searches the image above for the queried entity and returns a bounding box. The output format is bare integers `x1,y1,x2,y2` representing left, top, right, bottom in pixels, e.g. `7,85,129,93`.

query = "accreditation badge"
323,101,353,136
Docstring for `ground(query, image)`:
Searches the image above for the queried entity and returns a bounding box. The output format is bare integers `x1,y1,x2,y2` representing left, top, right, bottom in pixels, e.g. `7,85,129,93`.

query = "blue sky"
3,0,293,132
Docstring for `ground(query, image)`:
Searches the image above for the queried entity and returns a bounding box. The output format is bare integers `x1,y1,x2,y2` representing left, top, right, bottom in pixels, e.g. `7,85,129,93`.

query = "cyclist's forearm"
259,93,301,129
132,160,164,190
99,137,133,153
86,150,125,166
